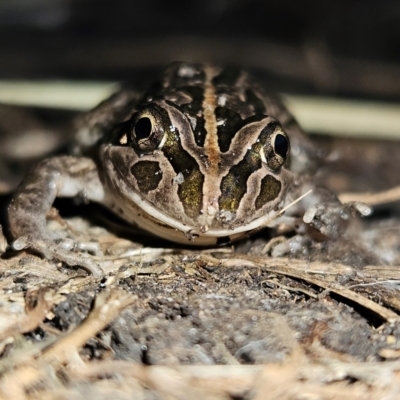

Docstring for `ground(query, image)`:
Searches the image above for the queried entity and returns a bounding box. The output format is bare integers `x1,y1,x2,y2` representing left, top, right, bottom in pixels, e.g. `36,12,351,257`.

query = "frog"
7,62,371,277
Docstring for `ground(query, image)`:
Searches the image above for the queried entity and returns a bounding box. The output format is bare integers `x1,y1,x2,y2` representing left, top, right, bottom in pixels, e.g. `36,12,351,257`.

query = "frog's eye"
261,129,290,171
131,107,166,152
273,133,289,158
134,117,152,140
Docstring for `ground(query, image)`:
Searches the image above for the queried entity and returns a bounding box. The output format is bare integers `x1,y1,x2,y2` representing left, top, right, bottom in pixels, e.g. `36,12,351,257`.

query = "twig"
0,288,54,342
0,289,138,398
217,254,400,324
339,185,400,206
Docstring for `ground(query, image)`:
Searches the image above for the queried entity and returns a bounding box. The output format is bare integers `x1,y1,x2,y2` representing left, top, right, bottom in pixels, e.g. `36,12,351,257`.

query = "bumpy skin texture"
8,156,106,276
8,62,369,276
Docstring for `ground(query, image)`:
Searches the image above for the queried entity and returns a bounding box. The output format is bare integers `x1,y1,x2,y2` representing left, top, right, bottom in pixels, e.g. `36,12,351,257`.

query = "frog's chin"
105,183,281,246
118,205,284,246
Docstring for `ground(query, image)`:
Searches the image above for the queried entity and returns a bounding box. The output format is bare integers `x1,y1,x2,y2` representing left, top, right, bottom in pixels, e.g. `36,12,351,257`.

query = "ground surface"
0,136,399,399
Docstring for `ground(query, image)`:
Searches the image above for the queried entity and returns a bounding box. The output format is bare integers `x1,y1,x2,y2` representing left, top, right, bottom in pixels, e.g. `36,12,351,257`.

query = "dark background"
1,0,400,100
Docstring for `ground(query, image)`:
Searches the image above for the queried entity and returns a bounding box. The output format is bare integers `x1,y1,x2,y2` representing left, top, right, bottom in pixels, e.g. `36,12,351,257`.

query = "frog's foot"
12,236,104,277
302,201,372,239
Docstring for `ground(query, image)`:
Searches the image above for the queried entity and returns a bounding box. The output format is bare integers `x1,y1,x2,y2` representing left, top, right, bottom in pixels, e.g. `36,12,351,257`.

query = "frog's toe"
345,201,373,217
56,238,102,257
302,201,371,239
12,236,104,277
56,250,104,277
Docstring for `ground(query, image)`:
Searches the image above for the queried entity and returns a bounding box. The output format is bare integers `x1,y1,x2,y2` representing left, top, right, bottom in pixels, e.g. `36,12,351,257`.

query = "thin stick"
339,186,400,206
270,189,312,221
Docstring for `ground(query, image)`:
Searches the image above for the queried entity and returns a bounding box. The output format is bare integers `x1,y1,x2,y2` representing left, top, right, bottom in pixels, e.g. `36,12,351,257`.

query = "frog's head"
102,62,292,245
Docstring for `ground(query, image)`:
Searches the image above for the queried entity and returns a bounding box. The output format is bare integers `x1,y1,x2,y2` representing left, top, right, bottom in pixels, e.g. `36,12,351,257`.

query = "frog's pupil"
135,117,152,140
274,134,288,157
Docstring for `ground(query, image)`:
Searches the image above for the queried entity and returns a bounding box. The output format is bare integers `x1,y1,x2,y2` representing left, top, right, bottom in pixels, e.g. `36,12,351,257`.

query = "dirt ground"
0,135,399,399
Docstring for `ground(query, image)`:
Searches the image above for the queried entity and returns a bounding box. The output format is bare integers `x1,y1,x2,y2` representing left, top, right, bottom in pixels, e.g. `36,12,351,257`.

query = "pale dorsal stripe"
202,67,220,172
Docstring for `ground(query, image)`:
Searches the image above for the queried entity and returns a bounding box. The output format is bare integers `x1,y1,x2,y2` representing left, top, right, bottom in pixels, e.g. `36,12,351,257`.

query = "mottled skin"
8,62,368,276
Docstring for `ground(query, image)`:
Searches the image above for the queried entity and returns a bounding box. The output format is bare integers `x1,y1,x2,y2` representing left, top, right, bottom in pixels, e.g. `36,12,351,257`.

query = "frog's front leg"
270,179,372,256
292,181,372,239
8,156,106,277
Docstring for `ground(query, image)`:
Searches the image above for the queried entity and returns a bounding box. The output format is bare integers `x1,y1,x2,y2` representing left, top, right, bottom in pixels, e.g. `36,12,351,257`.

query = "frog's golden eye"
131,107,166,153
